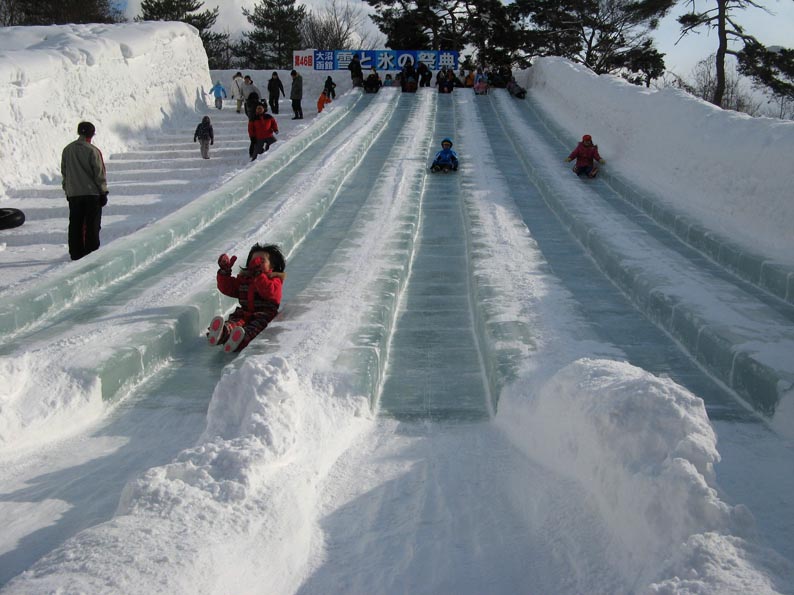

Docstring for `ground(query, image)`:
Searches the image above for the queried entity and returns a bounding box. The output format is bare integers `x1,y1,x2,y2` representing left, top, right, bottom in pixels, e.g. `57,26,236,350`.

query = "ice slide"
1,89,793,593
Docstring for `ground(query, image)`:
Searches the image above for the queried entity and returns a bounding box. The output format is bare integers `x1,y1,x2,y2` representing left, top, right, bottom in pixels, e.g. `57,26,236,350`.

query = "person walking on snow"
61,121,108,260
207,243,287,353
267,72,286,114
193,115,214,159
242,75,262,117
348,54,363,87
209,81,227,109
231,72,245,113
248,104,279,161
290,69,303,120
566,134,605,178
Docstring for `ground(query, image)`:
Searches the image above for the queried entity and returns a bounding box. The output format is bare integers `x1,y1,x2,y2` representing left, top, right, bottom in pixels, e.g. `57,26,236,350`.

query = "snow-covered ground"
1,23,793,594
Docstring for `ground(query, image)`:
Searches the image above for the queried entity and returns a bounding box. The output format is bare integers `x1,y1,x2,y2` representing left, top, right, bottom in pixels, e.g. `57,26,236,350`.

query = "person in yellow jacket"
61,121,108,260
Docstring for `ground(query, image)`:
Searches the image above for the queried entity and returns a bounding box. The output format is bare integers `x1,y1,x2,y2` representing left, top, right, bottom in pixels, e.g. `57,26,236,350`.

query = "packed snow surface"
1,24,793,595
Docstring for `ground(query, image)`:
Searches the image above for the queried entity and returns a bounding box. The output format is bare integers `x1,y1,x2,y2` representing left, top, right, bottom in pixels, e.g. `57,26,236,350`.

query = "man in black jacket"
267,72,285,114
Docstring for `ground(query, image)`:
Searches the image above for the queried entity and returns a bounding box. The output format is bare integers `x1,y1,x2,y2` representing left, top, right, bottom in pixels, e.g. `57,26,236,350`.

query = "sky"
119,0,794,76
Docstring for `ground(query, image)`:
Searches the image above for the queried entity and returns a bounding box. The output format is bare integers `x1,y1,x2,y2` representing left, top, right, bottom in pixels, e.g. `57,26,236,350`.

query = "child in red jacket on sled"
207,243,287,352
566,134,606,178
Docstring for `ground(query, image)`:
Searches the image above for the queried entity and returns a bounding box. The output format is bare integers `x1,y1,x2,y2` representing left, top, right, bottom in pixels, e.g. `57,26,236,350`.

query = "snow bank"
0,22,211,196
0,353,105,453
497,358,794,592
520,58,794,264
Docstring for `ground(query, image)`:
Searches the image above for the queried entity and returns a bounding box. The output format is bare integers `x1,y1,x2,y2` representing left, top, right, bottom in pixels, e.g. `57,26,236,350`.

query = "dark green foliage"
3,0,121,25
239,0,306,69
738,42,794,102
515,0,665,80
627,0,793,106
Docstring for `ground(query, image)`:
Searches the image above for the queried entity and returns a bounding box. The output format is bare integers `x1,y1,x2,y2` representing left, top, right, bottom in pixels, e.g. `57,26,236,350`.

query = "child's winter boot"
224,327,246,353
207,316,227,345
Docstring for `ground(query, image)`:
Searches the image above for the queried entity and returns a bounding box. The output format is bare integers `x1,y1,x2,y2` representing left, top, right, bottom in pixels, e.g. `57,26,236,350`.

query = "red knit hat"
582,134,592,142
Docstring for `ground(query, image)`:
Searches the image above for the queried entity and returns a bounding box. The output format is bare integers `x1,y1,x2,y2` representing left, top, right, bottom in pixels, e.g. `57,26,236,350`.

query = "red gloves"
218,253,237,272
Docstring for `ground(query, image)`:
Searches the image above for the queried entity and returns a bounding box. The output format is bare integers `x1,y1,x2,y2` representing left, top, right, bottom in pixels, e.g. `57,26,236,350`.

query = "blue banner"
313,50,459,71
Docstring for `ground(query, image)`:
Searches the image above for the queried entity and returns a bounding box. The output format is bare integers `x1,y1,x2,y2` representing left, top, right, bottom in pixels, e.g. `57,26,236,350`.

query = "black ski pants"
292,98,303,119
268,92,280,114
67,195,103,260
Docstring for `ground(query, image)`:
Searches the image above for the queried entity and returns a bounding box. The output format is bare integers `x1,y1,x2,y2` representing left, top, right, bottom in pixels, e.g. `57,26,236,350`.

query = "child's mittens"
218,253,237,273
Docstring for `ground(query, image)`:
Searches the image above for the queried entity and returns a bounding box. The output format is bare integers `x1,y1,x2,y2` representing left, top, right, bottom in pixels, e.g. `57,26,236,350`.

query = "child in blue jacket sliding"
430,138,459,172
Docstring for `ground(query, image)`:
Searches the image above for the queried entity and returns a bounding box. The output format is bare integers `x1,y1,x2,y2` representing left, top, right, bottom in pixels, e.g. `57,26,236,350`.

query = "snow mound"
2,354,372,594
497,358,793,592
0,352,105,454
522,57,794,263
0,22,211,195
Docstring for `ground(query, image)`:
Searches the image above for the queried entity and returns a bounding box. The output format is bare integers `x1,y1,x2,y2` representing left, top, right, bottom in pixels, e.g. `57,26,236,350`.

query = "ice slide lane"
476,92,794,560
0,90,423,587
489,91,794,423
0,92,365,340
378,93,493,421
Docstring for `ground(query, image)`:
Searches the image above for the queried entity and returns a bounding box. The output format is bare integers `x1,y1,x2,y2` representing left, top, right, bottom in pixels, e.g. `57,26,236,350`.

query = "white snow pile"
519,57,794,263
1,355,372,595
498,358,794,593
0,22,211,195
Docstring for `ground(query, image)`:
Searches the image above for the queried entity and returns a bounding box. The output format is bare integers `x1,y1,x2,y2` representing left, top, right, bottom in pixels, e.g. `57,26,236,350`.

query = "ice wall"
0,22,211,195
519,58,794,264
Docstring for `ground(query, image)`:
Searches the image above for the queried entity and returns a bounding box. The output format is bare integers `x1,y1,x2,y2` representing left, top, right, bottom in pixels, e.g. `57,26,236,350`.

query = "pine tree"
239,0,306,70
9,0,119,25
138,0,229,68
626,0,794,106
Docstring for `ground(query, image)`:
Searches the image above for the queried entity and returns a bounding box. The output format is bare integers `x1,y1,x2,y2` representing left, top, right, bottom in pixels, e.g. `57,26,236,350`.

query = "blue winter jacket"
210,83,227,98
432,148,459,168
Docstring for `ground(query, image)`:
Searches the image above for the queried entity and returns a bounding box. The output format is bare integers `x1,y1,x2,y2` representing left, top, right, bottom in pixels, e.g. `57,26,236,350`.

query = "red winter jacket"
217,269,282,318
248,114,279,140
568,142,602,167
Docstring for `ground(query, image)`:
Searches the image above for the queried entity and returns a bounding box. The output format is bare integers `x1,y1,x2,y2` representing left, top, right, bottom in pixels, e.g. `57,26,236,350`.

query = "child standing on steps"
209,80,227,109
193,115,214,159
208,243,287,353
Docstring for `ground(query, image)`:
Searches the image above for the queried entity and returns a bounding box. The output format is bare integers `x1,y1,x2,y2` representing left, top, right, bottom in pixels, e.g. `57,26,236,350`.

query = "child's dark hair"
245,243,286,272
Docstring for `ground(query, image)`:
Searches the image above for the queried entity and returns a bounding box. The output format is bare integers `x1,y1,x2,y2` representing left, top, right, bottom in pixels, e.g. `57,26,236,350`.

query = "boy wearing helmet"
566,134,606,178
430,138,459,172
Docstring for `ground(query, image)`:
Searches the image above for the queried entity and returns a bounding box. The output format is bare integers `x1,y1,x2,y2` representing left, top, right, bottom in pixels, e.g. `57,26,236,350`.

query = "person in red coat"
248,104,279,161
207,243,287,353
566,134,606,178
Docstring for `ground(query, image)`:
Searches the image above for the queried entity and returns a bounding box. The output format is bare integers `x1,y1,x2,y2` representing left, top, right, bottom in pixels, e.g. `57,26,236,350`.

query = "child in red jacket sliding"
207,243,287,353
248,104,279,161
566,134,605,178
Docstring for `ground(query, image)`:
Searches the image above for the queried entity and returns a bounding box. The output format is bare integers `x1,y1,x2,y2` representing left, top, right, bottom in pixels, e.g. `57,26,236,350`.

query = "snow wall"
0,22,211,196
517,58,794,264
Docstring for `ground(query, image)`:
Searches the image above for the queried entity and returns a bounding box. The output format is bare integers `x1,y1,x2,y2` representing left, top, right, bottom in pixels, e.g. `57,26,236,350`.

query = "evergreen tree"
239,0,306,69
7,0,119,25
515,0,665,81
138,0,229,69
626,0,794,106
365,0,467,51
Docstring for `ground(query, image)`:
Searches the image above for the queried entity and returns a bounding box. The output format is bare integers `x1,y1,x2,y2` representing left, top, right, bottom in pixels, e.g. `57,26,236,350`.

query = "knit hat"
441,137,453,147
582,134,592,142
